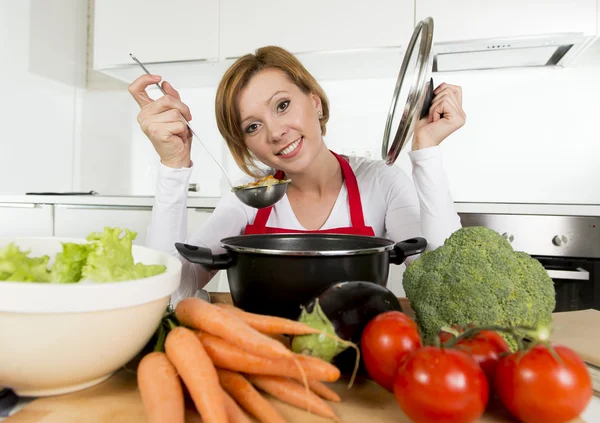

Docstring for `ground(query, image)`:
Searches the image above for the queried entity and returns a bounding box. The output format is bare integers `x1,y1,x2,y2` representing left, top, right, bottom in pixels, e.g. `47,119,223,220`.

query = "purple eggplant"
290,281,402,373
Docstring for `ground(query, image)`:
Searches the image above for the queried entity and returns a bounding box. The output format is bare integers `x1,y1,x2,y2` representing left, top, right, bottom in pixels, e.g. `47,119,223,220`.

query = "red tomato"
495,344,592,423
393,347,489,423
437,324,475,345
453,330,510,386
360,311,421,392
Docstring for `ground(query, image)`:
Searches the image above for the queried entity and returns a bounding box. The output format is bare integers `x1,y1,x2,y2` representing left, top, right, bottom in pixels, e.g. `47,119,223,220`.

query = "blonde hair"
215,46,330,178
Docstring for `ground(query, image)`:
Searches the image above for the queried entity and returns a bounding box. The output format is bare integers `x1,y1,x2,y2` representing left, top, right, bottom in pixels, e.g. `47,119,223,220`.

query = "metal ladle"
129,54,290,209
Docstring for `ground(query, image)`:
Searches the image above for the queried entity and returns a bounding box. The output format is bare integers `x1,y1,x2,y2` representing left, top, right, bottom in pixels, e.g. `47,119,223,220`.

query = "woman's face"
237,68,324,175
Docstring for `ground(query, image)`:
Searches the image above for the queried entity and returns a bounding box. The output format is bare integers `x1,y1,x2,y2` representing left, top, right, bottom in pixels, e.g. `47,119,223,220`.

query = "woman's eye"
245,123,259,134
277,100,290,113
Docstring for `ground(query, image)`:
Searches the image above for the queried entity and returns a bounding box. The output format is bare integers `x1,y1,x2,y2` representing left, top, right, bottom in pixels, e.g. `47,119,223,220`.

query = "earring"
318,110,323,119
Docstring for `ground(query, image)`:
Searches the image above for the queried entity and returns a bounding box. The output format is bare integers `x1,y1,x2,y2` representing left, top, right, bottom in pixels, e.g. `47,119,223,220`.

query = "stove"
459,212,600,312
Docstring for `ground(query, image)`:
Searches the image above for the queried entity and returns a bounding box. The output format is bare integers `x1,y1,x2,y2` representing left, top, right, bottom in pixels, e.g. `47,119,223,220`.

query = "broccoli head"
402,226,556,350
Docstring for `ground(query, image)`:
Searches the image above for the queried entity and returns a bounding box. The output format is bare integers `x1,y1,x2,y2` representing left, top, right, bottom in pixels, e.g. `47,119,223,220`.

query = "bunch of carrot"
137,297,350,423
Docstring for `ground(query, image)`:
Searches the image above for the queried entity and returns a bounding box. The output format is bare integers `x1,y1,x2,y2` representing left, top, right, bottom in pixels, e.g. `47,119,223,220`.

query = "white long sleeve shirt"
146,146,462,305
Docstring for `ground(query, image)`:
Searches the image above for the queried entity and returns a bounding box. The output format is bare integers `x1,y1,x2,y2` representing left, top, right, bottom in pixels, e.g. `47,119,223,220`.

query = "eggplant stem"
318,332,360,389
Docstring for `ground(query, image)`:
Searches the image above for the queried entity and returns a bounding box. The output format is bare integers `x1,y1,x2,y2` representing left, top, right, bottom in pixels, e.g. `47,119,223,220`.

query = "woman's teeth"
278,138,301,155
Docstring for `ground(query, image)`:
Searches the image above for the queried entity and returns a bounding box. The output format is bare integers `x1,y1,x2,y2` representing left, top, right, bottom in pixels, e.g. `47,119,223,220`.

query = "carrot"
267,333,291,348
213,302,360,388
214,303,324,335
307,380,341,402
175,297,293,361
217,369,287,423
222,390,252,423
137,351,185,423
197,331,340,382
165,326,228,423
248,375,340,422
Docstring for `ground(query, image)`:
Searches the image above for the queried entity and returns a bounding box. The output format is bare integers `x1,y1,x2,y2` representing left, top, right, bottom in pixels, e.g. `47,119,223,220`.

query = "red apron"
244,151,375,236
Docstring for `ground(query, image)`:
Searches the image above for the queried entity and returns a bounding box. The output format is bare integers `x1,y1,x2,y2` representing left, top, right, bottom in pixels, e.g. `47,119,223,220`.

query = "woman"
128,46,464,305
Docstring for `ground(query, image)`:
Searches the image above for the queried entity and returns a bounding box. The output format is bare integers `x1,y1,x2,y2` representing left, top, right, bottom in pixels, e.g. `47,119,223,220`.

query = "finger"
141,95,192,122
161,81,180,101
142,109,188,125
430,91,459,110
146,120,189,140
162,91,192,121
431,96,466,128
429,93,460,123
428,92,451,122
434,83,462,107
162,81,192,121
128,74,162,108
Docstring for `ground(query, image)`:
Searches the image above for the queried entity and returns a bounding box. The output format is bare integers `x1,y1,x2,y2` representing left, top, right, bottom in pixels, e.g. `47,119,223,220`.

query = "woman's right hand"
128,74,193,168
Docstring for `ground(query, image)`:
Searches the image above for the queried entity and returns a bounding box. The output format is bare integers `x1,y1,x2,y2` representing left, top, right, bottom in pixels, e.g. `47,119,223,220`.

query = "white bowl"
0,237,182,397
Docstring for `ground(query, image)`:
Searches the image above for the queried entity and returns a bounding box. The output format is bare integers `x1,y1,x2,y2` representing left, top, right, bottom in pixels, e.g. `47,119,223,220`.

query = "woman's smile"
276,136,303,158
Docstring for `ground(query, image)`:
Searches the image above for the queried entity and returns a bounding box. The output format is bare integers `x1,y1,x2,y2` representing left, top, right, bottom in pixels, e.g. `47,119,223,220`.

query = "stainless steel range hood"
431,32,597,72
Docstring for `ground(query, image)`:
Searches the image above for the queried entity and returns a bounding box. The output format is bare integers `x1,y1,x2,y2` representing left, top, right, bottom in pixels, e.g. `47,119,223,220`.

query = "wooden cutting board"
550,309,600,367
4,295,591,423
550,309,600,395
5,368,583,423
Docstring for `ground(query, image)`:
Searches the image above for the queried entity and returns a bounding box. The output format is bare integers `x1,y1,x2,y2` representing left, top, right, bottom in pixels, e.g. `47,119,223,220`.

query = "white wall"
3,0,600,205
127,62,600,205
0,0,87,195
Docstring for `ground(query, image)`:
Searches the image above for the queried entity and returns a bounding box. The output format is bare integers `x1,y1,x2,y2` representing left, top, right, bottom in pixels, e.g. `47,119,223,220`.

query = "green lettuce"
51,242,94,283
81,227,166,282
0,227,166,283
0,244,52,282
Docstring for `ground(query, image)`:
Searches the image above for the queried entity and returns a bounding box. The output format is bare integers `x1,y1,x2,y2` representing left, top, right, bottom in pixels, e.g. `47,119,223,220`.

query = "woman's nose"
269,123,287,142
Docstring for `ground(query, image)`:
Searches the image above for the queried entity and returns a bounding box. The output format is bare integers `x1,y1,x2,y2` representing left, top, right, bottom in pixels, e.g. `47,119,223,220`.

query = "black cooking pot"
175,234,426,320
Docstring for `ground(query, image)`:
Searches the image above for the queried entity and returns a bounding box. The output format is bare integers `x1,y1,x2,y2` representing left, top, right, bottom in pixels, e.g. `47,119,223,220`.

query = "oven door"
533,256,598,312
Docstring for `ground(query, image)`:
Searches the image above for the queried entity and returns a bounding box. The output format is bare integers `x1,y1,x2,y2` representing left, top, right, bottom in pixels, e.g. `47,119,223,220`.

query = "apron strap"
330,151,367,228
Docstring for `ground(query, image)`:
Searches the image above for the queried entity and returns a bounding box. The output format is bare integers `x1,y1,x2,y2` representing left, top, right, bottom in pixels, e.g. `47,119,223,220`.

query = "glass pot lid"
381,17,435,165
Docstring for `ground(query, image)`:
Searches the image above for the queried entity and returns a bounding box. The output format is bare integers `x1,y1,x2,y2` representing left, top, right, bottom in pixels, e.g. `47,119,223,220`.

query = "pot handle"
174,243,234,270
389,237,427,265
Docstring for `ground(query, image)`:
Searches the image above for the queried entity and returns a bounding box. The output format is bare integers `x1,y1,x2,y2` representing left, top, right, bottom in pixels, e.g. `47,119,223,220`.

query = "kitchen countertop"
454,202,600,217
0,195,221,209
2,195,600,216
3,294,599,423
2,295,600,422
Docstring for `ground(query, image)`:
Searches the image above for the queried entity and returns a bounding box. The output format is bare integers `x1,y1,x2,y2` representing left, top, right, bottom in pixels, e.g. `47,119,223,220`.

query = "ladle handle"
129,53,233,188
183,120,233,188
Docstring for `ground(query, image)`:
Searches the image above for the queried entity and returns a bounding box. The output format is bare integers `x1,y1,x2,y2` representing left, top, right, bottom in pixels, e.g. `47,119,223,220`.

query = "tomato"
453,330,510,386
437,326,510,387
495,344,592,423
360,311,421,392
437,324,475,345
393,347,489,423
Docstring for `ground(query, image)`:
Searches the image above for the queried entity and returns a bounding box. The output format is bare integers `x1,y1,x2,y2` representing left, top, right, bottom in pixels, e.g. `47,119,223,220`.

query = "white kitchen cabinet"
93,0,219,69
416,0,597,43
187,207,228,293
0,203,54,238
219,0,415,59
54,205,215,246
186,207,213,235
54,205,154,244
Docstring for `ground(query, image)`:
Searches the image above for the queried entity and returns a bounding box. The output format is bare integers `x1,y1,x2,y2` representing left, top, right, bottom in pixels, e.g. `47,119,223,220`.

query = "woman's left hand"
412,83,466,151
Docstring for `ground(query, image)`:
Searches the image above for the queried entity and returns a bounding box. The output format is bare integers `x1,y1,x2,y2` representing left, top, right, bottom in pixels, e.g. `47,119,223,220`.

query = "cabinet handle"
59,205,152,211
0,203,41,209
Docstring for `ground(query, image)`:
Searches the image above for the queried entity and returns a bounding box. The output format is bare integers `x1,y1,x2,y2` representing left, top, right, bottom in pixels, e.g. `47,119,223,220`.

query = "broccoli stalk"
402,226,556,350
